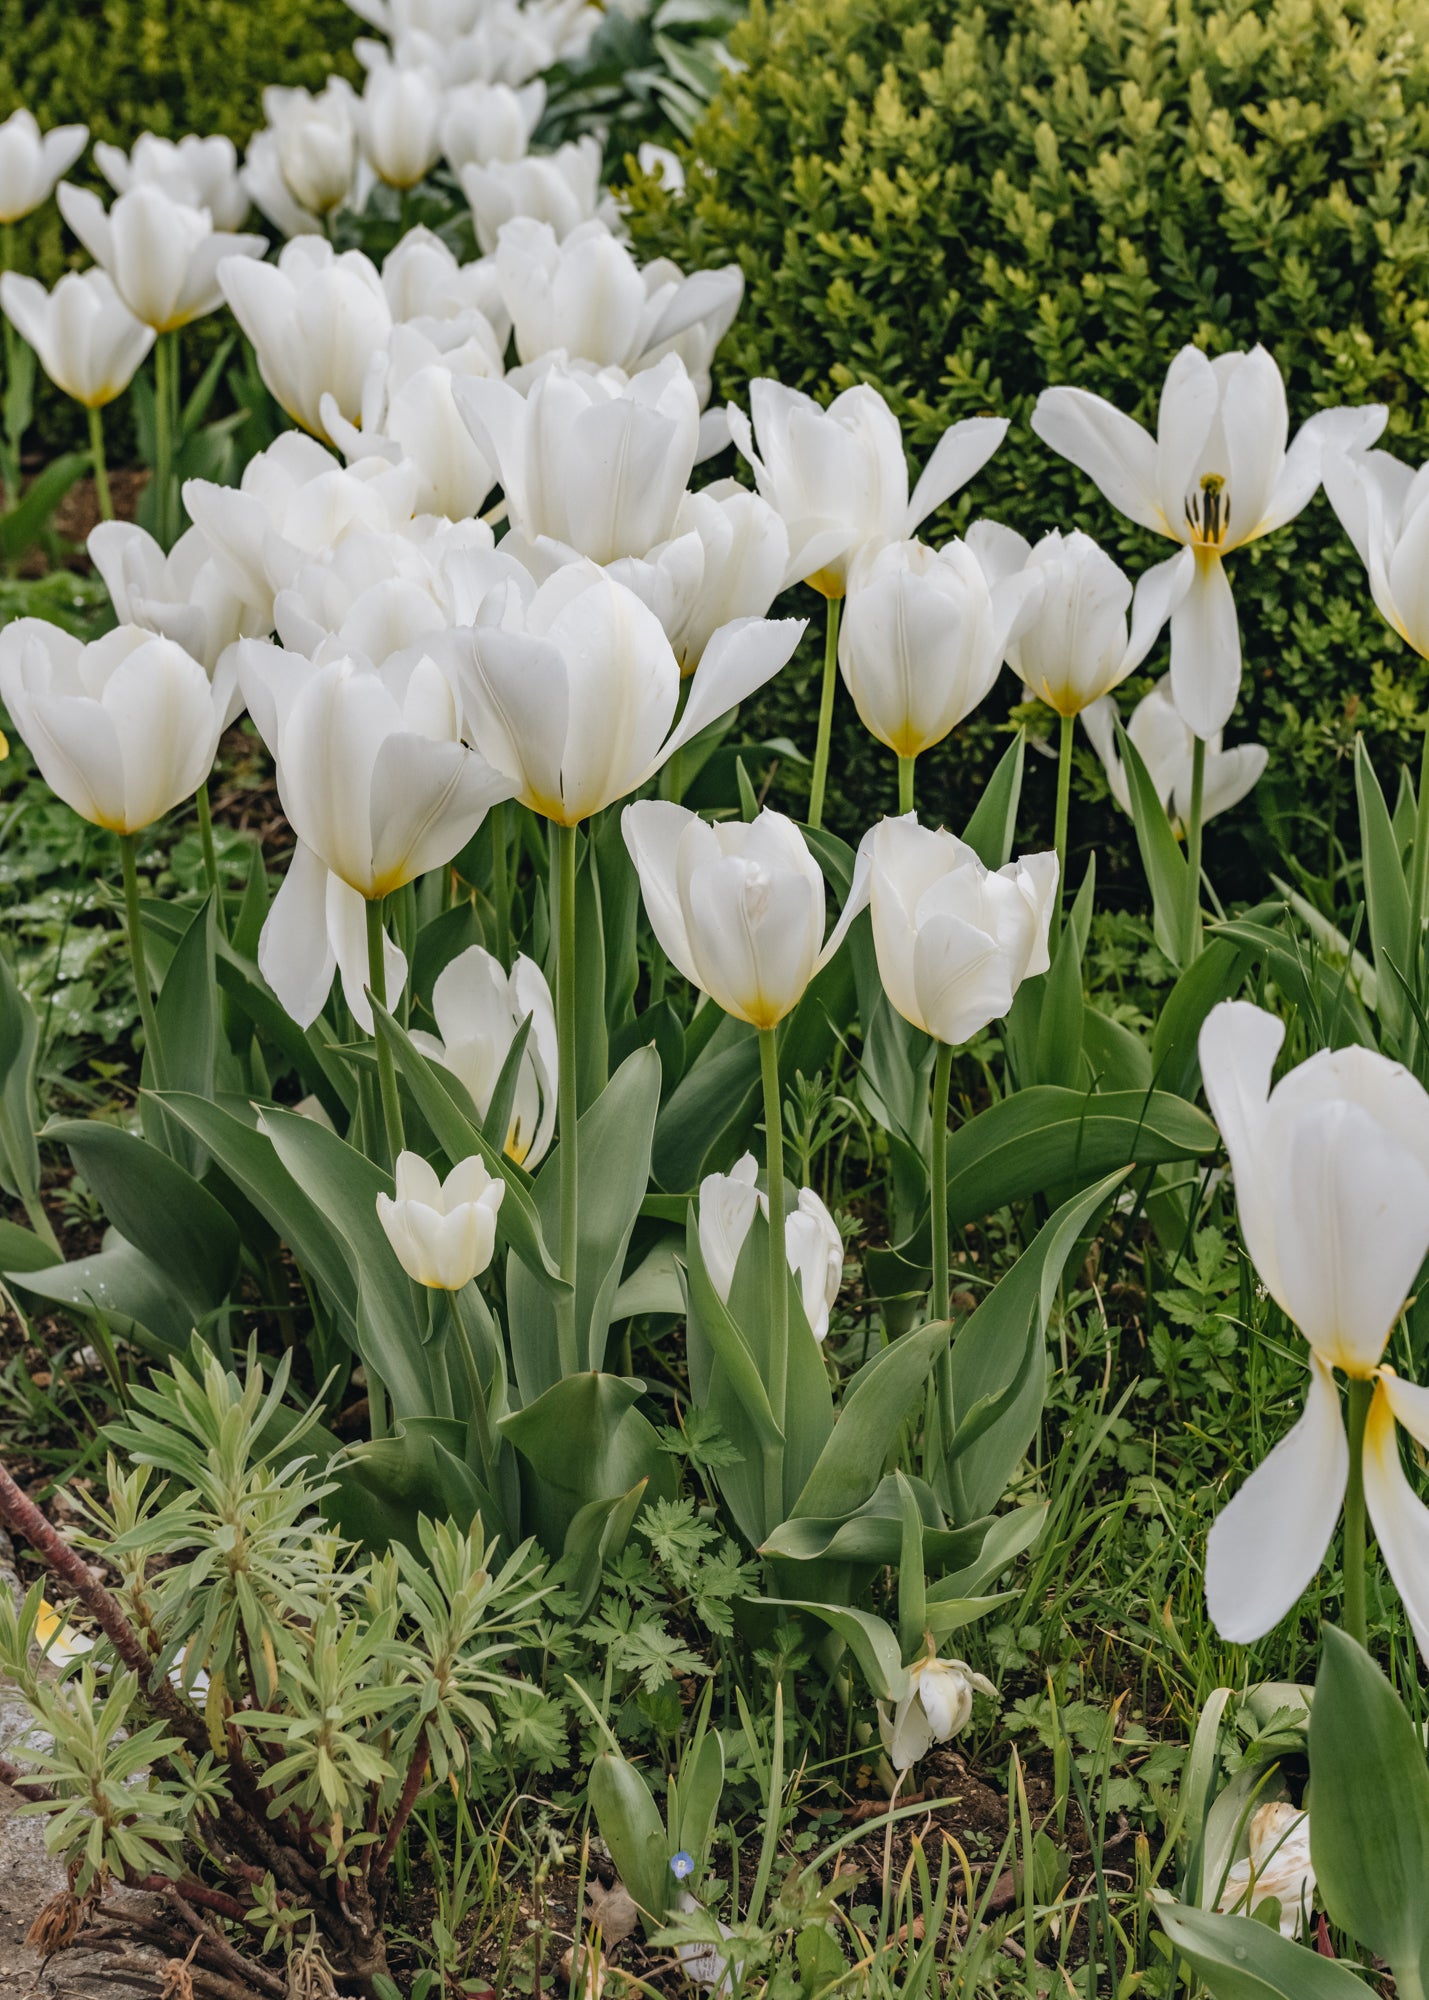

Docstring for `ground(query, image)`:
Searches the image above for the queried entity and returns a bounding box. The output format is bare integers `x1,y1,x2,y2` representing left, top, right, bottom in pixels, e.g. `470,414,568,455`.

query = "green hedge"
625,0,1429,894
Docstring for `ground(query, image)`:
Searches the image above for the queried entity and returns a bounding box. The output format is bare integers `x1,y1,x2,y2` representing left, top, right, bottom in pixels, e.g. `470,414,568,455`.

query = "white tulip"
320,319,502,521
623,802,868,1031
219,237,393,443
878,1651,996,1772
57,182,266,334
869,816,1058,1047
270,530,518,662
1322,444,1429,660
969,523,1192,718
0,269,153,410
411,945,557,1165
837,536,1027,760
1214,1804,1315,1940
610,481,790,674
457,353,700,564
460,136,610,255
0,110,87,225
1032,347,1386,738
0,621,232,833
356,56,445,189
255,80,359,222
236,636,515,902
728,379,1007,597
440,80,545,172
93,133,249,231
348,0,483,36
382,227,509,337
459,560,804,825
1082,678,1266,835
636,143,685,195
376,1151,504,1290
1199,1001,1429,1657
698,1152,843,1341
89,521,267,681
259,838,408,1032
242,131,322,240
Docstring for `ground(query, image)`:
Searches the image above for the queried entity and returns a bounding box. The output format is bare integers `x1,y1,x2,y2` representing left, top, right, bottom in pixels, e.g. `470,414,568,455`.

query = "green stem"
449,1291,495,1481
759,1023,788,1527
897,753,916,817
365,896,405,1167
152,331,179,549
1406,724,1429,1069
931,1037,955,1457
119,832,166,1090
21,1189,61,1258
555,822,580,1377
1,221,20,514
807,596,841,831
194,779,221,914
490,800,510,969
1181,734,1207,964
1343,1376,1374,1651
86,404,113,522
1052,710,1074,941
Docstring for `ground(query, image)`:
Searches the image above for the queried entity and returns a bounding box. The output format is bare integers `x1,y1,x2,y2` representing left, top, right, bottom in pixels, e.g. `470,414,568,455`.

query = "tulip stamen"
1184,472,1230,548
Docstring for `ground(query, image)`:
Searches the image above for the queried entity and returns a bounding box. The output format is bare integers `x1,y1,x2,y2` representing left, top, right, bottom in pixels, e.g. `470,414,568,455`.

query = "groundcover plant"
4,2,1429,1997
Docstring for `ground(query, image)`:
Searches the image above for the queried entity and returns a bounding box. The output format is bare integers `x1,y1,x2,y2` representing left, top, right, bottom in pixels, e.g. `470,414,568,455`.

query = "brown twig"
370,1722,427,1894
161,1885,288,1999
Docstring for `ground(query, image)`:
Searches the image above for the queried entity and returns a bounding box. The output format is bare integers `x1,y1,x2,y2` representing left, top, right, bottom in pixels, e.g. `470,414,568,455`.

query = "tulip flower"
376,1151,505,1289
0,109,87,225
219,238,393,443
0,269,152,410
320,320,502,521
57,182,266,334
440,80,546,173
698,1152,843,1342
460,136,611,255
837,536,1031,810
457,354,700,566
248,81,359,232
1082,678,1266,836
728,380,1007,829
89,522,267,681
411,945,557,1166
1031,346,1385,740
259,838,408,1033
610,481,791,676
637,143,685,195
93,132,250,231
1198,1000,1429,1660
355,55,445,190
878,1647,996,1772
1214,1804,1315,1940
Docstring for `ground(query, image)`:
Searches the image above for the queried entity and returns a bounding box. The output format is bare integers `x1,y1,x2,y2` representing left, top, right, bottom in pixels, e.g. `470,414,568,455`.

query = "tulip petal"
1168,551,1241,740
1198,999,1286,1301
621,799,705,991
655,615,806,773
1256,403,1389,541
903,416,1008,537
1362,1379,1429,1664
328,871,407,1033
1204,1355,1346,1642
1122,548,1194,674
259,840,339,1029
1030,386,1167,536
367,732,515,894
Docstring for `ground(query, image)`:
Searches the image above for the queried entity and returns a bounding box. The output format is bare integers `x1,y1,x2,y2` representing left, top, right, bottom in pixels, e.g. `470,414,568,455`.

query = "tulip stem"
448,1290,495,1483
807,596,841,831
86,406,114,522
1406,723,1429,1069
152,331,179,550
1052,711,1074,941
118,832,166,1092
1181,734,1207,963
194,779,222,920
365,896,405,1168
555,821,580,1377
930,1037,956,1458
1343,1375,1375,1651
1,221,22,515
490,801,511,969
760,1023,788,1438
897,754,916,817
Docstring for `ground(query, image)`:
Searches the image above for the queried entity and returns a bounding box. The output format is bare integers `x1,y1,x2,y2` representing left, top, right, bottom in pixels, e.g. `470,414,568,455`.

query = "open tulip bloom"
0,109,87,224
219,238,394,442
94,132,250,232
410,944,557,1167
609,480,791,677
1082,677,1266,836
698,1153,843,1344
1198,1001,1429,1660
1032,345,1386,741
58,181,268,335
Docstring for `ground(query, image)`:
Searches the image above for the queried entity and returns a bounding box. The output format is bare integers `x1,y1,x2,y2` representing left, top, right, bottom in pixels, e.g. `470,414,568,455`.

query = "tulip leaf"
145,895,218,1172
926,1502,1047,1602
1212,916,1377,1051
755,1599,908,1704
1116,717,1190,966
1354,735,1411,1046
1033,858,1093,1088
761,1484,992,1570
326,1417,508,1554
0,1217,60,1273
1309,1625,1429,1984
499,1370,673,1553
215,939,354,1122
788,1317,953,1525
47,1118,239,1317
682,1212,786,1547
1155,1905,1372,2000
588,1751,671,1929
895,1471,927,1661
1150,934,1257,1100
1081,1006,1153,1092
652,1014,759,1191
0,450,89,561
10,1227,196,1355
0,946,42,1208
961,728,1026,870
563,1479,649,1620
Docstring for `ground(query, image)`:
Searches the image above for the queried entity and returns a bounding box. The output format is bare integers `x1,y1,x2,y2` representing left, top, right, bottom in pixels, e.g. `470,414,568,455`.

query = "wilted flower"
93,132,249,231
1214,1803,1315,1940
1032,347,1385,737
411,945,557,1166
376,1150,505,1290
0,269,153,410
1082,678,1266,835
0,109,88,225
57,181,266,333
219,237,393,442
698,1152,843,1342
878,1647,996,1771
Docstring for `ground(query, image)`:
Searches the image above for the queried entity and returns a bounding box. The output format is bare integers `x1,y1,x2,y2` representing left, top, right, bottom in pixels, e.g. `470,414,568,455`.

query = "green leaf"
756,1599,908,1703
1155,1905,1371,1999
146,895,218,1171
1033,858,1093,1088
1309,1625,1429,1984
11,1229,195,1353
500,1370,674,1553
895,1471,926,1661
1150,936,1255,1099
589,1752,671,1928
1355,736,1411,1045
327,1418,502,1553
0,451,89,561
961,729,1025,869
1117,718,1190,966
0,1217,60,1273
787,1317,952,1524
0,947,42,1204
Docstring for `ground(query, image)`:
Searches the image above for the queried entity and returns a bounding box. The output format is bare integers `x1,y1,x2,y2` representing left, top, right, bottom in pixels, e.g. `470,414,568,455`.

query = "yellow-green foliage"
628,0,1429,874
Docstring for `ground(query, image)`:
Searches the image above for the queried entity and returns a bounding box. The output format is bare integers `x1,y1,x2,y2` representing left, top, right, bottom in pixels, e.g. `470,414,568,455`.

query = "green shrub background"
626,0,1429,895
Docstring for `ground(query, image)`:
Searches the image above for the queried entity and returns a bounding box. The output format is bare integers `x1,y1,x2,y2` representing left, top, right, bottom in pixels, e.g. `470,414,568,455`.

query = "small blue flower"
670,1850,695,1881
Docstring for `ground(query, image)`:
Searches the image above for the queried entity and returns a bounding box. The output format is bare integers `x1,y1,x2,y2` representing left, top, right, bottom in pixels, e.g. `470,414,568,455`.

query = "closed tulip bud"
457,354,699,565
460,135,609,255
0,621,232,833
1081,678,1266,835
377,1150,504,1289
728,378,1007,597
623,801,868,1030
356,57,445,190
698,1152,843,1340
219,238,393,443
440,80,546,172
460,561,803,824
869,816,1058,1047
58,182,267,334
93,132,249,231
837,537,1027,759
610,482,789,674
411,945,557,1165
256,80,358,222
89,522,268,681
0,110,87,225
0,270,154,410
878,1650,996,1772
